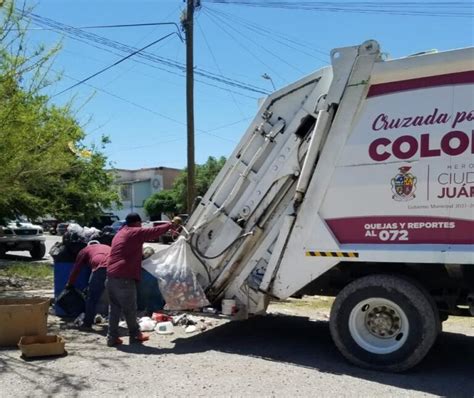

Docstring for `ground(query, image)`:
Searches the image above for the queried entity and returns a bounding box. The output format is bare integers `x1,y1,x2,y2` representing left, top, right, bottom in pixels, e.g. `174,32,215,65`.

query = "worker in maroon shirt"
66,243,111,329
106,212,174,347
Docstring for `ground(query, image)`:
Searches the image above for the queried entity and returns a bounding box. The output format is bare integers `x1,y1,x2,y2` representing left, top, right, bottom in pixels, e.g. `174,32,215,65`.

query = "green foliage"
144,156,226,216
144,189,178,219
173,156,227,212
0,3,119,224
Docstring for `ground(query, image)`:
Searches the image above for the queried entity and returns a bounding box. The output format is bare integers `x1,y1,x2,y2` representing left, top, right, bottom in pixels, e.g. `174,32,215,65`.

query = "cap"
125,212,142,225
172,216,183,225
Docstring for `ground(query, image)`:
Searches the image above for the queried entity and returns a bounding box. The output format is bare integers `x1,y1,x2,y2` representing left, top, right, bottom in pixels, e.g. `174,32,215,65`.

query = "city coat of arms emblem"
391,166,417,201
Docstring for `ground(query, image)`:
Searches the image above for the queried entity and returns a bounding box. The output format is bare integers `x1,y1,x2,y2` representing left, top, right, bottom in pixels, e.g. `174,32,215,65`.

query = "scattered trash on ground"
94,314,105,324
73,312,85,327
138,317,157,332
185,325,197,334
152,312,172,322
155,321,174,334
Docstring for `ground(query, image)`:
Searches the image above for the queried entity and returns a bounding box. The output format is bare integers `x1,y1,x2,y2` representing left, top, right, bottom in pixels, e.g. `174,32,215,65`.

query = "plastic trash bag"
67,223,83,235
142,237,210,310
138,317,157,332
56,287,85,316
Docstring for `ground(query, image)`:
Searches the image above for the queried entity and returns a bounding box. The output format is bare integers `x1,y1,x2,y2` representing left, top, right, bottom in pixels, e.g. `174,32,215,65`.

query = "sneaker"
130,332,150,344
107,337,123,347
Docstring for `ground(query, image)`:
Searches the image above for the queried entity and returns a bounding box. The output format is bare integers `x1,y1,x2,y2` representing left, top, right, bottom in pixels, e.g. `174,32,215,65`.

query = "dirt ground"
1,291,473,398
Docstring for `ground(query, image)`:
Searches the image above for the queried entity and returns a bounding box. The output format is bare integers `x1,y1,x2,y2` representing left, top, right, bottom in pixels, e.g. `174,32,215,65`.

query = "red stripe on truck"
325,216,474,245
367,70,474,98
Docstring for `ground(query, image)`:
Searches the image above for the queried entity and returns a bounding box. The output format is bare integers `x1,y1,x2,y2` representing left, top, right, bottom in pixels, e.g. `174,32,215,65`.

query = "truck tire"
30,242,46,260
329,274,439,372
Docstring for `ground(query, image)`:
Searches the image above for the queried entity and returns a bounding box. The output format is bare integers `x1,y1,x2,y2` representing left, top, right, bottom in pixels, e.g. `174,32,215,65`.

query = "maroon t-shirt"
68,244,111,285
107,224,172,281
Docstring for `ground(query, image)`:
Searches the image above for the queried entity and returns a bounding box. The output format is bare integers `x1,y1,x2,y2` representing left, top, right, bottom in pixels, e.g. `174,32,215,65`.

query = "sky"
15,0,474,170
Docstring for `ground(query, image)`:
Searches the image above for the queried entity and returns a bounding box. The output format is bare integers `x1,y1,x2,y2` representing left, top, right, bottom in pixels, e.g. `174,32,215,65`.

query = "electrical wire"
52,32,177,97
204,9,288,84
204,8,307,75
202,1,474,17
56,69,249,147
205,6,329,60
196,19,246,118
16,9,271,96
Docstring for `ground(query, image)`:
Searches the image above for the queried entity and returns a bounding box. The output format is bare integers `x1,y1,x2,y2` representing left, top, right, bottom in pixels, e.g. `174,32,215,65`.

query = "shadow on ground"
0,349,91,397
1,314,472,396
167,314,474,397
0,254,37,262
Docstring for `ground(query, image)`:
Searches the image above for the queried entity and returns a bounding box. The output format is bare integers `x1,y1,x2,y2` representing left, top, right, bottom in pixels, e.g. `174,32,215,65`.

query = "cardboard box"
0,298,50,346
18,335,65,358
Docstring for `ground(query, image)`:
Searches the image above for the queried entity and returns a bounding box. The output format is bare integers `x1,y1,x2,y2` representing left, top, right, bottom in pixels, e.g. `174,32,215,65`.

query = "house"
109,166,181,221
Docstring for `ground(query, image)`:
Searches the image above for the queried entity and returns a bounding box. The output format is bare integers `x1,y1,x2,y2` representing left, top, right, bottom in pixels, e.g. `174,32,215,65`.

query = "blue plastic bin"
137,269,165,312
54,262,91,317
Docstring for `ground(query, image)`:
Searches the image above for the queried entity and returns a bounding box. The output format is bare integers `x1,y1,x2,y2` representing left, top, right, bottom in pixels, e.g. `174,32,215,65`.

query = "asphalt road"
0,234,168,264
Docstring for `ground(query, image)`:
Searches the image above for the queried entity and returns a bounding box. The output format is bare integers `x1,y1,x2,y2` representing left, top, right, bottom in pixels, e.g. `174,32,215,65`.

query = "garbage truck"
183,40,473,372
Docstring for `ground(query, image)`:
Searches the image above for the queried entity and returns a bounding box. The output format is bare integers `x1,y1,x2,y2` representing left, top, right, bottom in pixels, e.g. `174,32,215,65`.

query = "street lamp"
261,73,276,91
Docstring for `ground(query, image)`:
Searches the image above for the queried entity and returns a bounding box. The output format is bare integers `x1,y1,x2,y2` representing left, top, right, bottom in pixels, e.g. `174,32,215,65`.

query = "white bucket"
155,321,174,335
221,299,237,315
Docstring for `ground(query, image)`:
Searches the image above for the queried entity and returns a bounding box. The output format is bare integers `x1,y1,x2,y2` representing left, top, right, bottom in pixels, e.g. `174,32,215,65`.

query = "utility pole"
184,0,196,213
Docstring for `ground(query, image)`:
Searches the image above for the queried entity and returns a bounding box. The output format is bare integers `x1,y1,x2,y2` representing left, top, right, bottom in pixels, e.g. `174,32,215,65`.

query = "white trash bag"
138,317,157,332
142,236,210,310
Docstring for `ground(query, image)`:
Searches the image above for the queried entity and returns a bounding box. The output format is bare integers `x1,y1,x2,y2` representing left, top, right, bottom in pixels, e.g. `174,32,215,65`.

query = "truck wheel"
30,242,46,260
329,274,439,372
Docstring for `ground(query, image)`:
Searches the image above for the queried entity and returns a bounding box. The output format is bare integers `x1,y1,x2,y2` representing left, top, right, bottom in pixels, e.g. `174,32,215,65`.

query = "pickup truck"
0,220,46,260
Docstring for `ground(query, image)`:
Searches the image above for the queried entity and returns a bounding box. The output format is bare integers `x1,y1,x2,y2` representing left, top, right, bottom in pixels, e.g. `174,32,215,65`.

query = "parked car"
56,221,77,236
89,213,120,230
41,218,59,235
110,220,126,233
0,220,46,259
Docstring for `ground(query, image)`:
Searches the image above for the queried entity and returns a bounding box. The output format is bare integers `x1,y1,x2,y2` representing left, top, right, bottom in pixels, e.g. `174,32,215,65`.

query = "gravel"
1,300,473,397
1,239,473,397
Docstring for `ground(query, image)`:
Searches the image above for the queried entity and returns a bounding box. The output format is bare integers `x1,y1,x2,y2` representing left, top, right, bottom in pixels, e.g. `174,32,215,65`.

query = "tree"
172,156,226,212
144,190,178,220
0,2,119,224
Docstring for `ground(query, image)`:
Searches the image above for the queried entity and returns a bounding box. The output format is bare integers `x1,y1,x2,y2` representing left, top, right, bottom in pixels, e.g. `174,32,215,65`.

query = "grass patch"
0,262,53,279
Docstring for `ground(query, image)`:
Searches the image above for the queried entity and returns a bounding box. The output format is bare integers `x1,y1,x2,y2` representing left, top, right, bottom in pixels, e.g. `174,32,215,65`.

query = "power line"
204,8,307,75
204,6,329,60
196,18,246,118
16,9,271,96
202,1,474,17
12,21,184,37
53,32,177,97
56,69,249,143
204,9,289,84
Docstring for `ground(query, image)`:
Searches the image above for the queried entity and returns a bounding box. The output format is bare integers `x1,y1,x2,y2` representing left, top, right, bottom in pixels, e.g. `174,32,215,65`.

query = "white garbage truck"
183,40,473,372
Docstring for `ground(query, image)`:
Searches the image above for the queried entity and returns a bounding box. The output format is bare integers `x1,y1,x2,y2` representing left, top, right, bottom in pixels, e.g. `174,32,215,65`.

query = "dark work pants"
83,267,107,327
106,277,140,341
